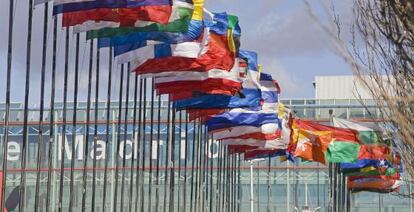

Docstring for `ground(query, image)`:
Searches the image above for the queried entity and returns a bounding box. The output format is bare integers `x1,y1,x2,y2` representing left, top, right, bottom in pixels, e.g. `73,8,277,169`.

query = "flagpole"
169,109,177,212
234,154,238,212
177,111,183,211
148,79,156,212
221,146,227,211
226,148,231,212
0,0,15,210
34,2,49,211
194,120,202,211
201,125,206,211
102,47,113,212
228,152,233,212
81,38,95,212
215,142,223,212
202,126,210,211
249,158,266,212
209,134,214,212
45,16,58,212
127,74,139,212
267,157,271,212
58,25,70,212
134,78,144,212
112,64,125,212
163,101,171,212
139,79,148,212
328,109,334,212
342,174,345,212
18,0,35,209
182,112,189,212
190,119,197,212
92,46,101,212
120,64,131,211
237,153,242,212
155,94,162,212
68,33,80,212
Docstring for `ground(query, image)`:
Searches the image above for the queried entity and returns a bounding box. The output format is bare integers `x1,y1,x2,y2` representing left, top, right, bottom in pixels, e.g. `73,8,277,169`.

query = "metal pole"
250,160,254,212
120,66,131,211
182,112,189,212
112,64,125,212
81,39,95,212
148,79,156,212
134,78,144,212
45,16,58,212
92,46,101,212
216,142,223,212
287,161,290,212
102,47,113,212
139,79,148,212
169,110,177,212
209,135,214,212
19,0,34,210
267,157,271,212
58,26,70,212
237,154,241,212
328,109,334,212
163,101,171,212
177,111,183,211
34,3,49,211
69,33,80,212
410,181,413,212
189,119,196,212
154,95,162,212
0,0,14,209
128,74,139,212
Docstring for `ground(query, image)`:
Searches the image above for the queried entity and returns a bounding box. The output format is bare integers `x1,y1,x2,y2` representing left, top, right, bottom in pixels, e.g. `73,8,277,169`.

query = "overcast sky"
0,0,354,106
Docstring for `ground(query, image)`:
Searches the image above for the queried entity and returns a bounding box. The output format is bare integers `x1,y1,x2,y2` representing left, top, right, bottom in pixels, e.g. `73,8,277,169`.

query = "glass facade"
0,99,411,211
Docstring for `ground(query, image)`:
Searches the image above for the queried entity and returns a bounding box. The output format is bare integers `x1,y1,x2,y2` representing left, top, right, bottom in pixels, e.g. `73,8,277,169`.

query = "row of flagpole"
0,1,361,212
0,3,243,211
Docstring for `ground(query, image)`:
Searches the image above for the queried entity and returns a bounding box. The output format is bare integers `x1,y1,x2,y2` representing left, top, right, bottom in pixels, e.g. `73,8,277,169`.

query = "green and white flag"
333,117,381,144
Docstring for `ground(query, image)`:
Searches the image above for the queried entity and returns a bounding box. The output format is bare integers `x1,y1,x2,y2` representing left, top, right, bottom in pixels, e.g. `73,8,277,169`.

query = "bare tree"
305,0,414,177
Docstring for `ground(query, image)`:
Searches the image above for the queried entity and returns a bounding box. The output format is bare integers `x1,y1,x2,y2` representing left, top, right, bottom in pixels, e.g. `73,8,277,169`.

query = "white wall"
314,76,375,99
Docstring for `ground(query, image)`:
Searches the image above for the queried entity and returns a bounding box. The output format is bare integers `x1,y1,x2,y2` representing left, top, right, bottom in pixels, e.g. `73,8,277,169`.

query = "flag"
340,159,390,169
132,14,238,75
172,50,261,110
293,129,332,164
325,140,360,163
62,6,173,28
333,117,383,144
212,123,280,140
206,110,280,132
290,119,360,164
110,9,221,65
53,0,172,15
154,60,243,99
84,0,199,36
221,139,282,149
97,19,203,48
244,149,288,161
219,131,281,141
114,40,203,65
358,144,391,160
96,5,212,48
348,175,402,192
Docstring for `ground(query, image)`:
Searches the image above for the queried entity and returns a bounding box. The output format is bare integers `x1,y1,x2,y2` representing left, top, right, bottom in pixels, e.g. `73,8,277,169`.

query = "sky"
0,0,354,106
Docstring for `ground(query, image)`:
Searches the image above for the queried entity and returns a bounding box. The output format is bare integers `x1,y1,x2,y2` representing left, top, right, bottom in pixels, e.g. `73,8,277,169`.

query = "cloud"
260,56,311,98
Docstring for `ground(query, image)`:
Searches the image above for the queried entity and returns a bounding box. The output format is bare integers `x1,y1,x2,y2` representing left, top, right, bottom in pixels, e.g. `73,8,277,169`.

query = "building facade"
0,96,412,212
